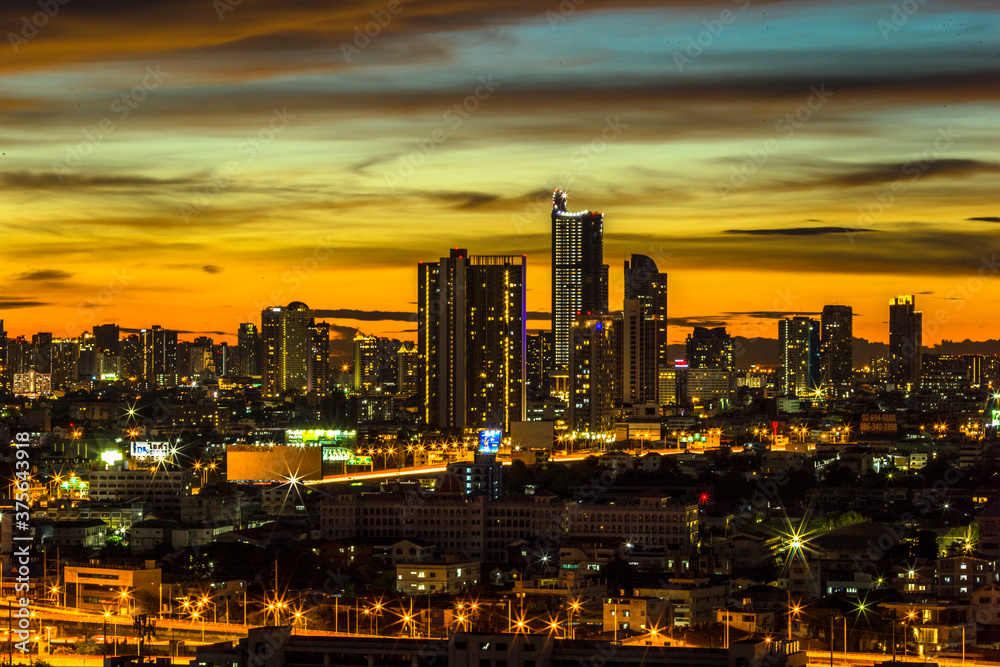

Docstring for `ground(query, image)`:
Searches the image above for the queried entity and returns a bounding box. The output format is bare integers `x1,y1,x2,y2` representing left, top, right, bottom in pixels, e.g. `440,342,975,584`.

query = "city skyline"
2,1,998,345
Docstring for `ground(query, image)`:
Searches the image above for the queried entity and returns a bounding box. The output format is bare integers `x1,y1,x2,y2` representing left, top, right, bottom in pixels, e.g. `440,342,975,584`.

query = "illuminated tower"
308,321,330,394
778,317,820,397
418,248,526,433
237,323,259,377
261,302,312,397
686,327,734,371
569,313,616,438
397,342,419,396
353,333,380,391
551,190,608,373
624,253,669,366
140,325,178,387
889,295,922,389
821,305,853,398
0,320,9,395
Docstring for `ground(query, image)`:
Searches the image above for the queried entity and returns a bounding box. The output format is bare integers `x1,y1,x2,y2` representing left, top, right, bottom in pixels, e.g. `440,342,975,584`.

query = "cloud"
723,311,822,319
0,299,49,310
202,265,222,274
313,308,551,322
724,227,874,236
13,269,72,281
968,217,1000,223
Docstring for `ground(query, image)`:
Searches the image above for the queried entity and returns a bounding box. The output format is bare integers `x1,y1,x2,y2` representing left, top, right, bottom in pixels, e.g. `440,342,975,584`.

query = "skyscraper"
397,342,419,396
140,325,178,387
526,330,553,397
686,327,735,372
309,321,330,394
261,302,313,397
354,333,380,391
237,323,259,377
0,320,9,395
551,189,607,372
624,254,669,366
569,313,616,438
821,305,853,398
418,248,526,433
889,295,922,389
619,299,661,404
778,317,820,397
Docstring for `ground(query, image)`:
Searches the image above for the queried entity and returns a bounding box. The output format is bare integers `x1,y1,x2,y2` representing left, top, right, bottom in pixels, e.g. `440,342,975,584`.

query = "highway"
304,448,682,486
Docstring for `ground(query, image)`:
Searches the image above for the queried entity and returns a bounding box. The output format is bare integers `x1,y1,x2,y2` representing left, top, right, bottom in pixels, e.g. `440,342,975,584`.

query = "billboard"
226,445,322,482
478,429,502,454
130,441,170,460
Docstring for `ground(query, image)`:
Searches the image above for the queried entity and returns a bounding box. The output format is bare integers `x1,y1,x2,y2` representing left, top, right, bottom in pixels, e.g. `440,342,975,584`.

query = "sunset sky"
2,0,998,349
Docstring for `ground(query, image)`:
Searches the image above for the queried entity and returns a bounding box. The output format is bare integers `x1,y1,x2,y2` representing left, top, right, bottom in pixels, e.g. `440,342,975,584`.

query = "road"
305,447,689,485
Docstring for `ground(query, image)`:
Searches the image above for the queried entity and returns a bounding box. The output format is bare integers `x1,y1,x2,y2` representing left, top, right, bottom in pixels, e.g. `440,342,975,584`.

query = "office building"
889,295,922,389
397,342,419,395
418,248,526,433
568,314,616,439
237,322,259,377
624,254,669,366
446,452,503,500
353,333,380,391
778,317,820,398
261,302,313,397
88,465,192,516
552,189,608,372
685,327,734,372
140,325,178,387
0,320,9,394
820,305,853,399
526,330,553,397
64,560,161,615
309,321,330,394
619,299,661,405
13,369,52,398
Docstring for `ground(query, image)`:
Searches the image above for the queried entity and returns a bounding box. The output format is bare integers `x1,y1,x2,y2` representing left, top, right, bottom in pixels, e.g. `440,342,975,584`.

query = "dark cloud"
13,269,72,281
667,317,730,328
0,299,48,310
766,159,1000,192
968,217,1000,223
202,265,222,274
0,171,199,190
723,311,822,319
724,227,874,236
313,308,551,322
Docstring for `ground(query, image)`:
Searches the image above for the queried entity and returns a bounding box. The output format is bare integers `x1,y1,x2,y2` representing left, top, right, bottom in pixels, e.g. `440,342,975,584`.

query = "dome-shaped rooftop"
287,301,310,311
435,471,464,495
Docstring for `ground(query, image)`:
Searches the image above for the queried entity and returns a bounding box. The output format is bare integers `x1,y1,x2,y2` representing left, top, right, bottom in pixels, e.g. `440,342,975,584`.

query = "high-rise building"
121,335,142,381
418,248,526,433
309,321,330,394
686,327,734,372
624,254,668,367
821,305,853,399
397,342,419,396
353,334,380,391
778,317,820,398
237,323,259,377
0,320,9,395
619,299,661,405
569,313,616,438
261,302,313,397
140,326,178,387
889,295,922,389
552,190,608,372
526,330,553,397
93,324,120,356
